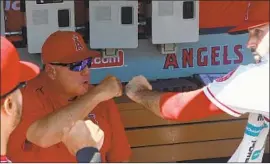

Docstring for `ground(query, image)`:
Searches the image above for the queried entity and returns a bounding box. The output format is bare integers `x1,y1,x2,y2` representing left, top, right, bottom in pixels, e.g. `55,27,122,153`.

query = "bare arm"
26,88,103,148
131,90,164,118
27,76,122,148
125,76,223,121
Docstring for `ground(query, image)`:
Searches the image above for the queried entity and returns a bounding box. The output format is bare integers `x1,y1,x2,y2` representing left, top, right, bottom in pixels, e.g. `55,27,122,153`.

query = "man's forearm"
26,88,103,148
132,90,164,118
131,88,223,121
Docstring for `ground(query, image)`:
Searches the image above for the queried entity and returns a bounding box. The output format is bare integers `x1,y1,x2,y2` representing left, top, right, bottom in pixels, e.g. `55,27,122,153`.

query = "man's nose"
246,37,257,50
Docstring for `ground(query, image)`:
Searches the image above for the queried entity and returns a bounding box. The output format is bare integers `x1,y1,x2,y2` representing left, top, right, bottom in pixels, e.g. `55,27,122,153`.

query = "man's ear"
2,96,15,116
45,64,56,80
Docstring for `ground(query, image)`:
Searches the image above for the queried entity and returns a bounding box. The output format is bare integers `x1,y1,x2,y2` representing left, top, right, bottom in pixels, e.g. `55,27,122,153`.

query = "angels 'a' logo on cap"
72,35,84,51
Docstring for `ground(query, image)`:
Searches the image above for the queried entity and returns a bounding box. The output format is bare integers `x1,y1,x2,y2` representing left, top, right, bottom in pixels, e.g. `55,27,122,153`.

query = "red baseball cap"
1,36,40,97
41,31,100,64
229,1,269,33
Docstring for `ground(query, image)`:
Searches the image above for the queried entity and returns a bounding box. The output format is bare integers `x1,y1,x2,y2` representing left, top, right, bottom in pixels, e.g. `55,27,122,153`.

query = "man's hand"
125,75,152,102
93,75,123,101
62,120,104,156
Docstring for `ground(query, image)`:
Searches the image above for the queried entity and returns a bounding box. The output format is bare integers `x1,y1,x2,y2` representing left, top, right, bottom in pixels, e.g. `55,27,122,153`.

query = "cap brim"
229,21,268,33
59,50,101,64
19,61,40,82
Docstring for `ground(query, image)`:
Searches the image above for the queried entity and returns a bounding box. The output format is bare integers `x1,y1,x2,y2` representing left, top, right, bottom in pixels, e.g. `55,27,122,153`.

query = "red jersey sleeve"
159,88,224,121
106,100,132,162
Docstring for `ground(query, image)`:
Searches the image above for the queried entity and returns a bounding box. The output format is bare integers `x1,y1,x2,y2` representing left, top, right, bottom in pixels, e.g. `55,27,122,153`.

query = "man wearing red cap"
1,36,105,163
0,36,40,162
125,1,269,162
7,31,131,163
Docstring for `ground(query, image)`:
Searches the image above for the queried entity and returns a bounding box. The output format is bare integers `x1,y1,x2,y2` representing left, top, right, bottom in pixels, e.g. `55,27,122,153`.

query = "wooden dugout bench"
115,76,269,162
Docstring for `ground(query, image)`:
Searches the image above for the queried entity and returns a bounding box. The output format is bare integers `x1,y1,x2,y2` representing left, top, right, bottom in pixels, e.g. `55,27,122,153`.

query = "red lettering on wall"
223,45,232,65
234,44,243,64
162,44,245,69
197,47,208,66
211,46,220,65
182,48,194,68
163,54,179,69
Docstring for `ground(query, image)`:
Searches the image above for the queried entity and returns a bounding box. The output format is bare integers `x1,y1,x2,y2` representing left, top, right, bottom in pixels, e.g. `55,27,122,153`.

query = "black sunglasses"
50,57,92,72
1,82,27,99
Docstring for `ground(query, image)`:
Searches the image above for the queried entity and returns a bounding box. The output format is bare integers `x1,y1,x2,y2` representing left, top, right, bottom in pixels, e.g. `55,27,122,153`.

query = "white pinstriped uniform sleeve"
203,59,269,118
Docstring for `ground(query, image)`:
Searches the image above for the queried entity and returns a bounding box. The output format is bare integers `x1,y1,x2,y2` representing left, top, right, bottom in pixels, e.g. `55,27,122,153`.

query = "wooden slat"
117,102,144,111
121,109,173,128
131,139,241,162
114,95,131,104
127,120,247,147
120,109,248,128
130,138,269,162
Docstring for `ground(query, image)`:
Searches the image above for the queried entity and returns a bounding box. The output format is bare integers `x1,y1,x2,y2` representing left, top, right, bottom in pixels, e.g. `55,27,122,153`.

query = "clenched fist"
125,75,152,102
62,120,104,156
94,75,123,101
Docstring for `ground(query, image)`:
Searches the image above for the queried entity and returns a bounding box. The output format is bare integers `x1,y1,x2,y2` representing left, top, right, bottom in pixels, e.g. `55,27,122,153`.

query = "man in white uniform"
124,1,269,162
